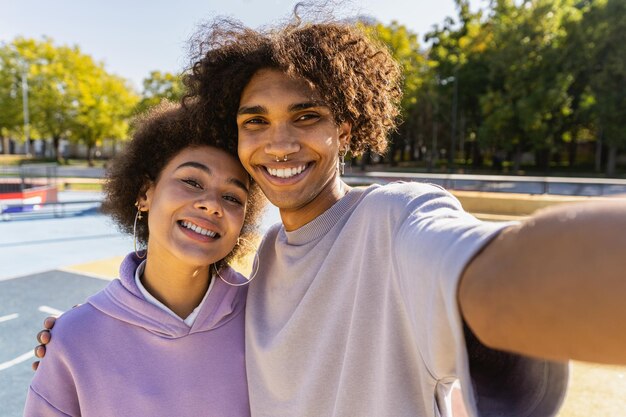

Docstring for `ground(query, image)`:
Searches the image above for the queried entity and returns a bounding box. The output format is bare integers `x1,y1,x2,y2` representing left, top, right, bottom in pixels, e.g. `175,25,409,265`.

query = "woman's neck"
141,253,211,319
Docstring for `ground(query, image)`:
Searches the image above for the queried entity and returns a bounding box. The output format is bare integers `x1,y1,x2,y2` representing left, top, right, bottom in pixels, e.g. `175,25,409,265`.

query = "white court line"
0,351,35,371
0,313,19,323
38,306,64,317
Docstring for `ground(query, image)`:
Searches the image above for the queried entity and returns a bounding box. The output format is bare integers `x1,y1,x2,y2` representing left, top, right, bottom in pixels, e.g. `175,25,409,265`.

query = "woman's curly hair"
183,8,402,157
101,101,265,269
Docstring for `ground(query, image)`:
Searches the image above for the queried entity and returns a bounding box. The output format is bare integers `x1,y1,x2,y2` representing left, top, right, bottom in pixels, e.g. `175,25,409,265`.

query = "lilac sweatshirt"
24,253,250,417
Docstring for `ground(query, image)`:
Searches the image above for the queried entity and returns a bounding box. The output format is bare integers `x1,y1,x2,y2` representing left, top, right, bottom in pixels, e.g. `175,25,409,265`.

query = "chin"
177,251,220,269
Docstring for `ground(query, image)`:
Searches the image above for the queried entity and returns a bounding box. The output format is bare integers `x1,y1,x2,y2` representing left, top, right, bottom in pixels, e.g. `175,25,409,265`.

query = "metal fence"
344,172,626,196
0,163,58,193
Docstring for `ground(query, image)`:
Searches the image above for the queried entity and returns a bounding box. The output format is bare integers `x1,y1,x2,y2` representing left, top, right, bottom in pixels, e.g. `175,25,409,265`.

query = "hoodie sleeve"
24,386,74,417
23,325,81,417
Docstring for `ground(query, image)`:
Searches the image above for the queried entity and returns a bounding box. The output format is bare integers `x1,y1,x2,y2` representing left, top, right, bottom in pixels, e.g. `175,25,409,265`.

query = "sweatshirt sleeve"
392,183,567,417
23,326,81,417
24,386,74,417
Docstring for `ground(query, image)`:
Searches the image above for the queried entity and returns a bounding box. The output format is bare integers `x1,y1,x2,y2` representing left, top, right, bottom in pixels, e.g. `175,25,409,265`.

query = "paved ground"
0,193,135,417
0,271,112,417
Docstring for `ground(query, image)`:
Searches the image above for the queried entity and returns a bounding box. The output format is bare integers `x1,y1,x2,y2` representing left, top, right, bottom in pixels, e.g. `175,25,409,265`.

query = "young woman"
25,102,264,417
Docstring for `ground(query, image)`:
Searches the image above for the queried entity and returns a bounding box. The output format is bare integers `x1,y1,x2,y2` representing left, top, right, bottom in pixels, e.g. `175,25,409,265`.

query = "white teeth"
267,165,306,178
181,221,217,238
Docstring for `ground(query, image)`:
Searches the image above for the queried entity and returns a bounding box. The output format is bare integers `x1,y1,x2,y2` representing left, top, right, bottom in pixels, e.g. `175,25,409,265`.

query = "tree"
426,0,491,168
362,21,427,165
478,0,579,172
0,43,23,153
74,63,139,165
136,71,184,114
11,37,82,161
3,37,140,163
579,0,626,175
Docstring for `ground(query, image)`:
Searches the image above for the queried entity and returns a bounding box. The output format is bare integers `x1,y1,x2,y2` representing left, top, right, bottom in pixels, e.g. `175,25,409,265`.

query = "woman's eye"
182,178,203,189
223,195,244,206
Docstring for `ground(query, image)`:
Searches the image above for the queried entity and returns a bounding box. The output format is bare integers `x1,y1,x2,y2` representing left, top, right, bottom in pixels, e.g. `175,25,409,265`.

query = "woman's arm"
459,200,626,365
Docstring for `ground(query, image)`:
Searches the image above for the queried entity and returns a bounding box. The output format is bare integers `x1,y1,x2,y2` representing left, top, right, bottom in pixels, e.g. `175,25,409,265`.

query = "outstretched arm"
459,200,626,365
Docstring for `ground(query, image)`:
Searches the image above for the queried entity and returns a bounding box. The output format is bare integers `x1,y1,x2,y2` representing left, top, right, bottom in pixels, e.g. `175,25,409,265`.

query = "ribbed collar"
283,185,372,246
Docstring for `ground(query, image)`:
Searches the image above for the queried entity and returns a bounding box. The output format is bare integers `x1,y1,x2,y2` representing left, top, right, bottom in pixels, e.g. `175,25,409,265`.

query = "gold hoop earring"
213,238,260,287
133,202,147,259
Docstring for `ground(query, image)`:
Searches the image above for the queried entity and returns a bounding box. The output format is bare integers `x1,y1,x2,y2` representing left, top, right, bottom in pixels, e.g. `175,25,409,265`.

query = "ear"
137,179,154,211
338,122,352,152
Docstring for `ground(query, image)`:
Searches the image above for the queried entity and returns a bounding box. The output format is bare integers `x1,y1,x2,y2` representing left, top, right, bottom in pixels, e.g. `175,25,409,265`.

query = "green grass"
61,182,103,192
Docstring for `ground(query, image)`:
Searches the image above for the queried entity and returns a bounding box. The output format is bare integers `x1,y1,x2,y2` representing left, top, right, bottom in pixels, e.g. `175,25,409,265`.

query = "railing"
344,172,626,196
0,199,101,221
2,171,625,221
0,164,58,192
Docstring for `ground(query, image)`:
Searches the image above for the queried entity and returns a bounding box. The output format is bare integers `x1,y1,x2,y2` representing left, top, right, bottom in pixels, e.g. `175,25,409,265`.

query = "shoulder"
48,293,110,350
51,303,99,336
358,181,463,215
257,222,283,247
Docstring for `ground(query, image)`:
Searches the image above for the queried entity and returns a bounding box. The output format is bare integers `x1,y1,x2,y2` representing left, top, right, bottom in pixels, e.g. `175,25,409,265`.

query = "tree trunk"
53,136,62,163
87,144,94,167
595,130,603,172
535,148,550,174
2,136,9,154
605,144,617,177
459,113,466,163
471,142,482,168
568,136,578,167
429,117,439,172
513,144,522,173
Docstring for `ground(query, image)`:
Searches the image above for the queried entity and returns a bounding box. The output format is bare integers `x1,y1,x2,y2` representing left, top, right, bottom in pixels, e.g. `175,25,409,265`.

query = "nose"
264,123,300,159
194,192,223,217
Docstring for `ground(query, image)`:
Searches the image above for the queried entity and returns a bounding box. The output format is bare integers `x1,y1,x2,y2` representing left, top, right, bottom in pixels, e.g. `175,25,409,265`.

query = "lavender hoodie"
24,253,250,417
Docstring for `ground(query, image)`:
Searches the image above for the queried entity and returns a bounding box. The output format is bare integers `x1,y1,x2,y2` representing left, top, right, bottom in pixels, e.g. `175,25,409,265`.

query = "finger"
32,361,40,371
36,330,51,345
43,316,56,329
34,345,46,359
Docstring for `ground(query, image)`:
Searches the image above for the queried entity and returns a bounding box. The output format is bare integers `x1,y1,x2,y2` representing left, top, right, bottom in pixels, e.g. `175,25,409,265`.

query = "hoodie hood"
87,252,247,339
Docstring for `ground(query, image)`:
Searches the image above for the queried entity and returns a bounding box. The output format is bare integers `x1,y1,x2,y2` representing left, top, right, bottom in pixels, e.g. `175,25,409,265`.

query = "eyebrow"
176,161,249,193
237,101,326,116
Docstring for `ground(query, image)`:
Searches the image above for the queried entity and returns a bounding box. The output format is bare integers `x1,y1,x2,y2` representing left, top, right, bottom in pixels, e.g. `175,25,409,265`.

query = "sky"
1,0,487,90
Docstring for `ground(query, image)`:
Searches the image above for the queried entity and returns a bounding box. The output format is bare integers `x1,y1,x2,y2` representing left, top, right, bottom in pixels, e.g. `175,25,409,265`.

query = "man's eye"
296,113,320,122
244,117,266,125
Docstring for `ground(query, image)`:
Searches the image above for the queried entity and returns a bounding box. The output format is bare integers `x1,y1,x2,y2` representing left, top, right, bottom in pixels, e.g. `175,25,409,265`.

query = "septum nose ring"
275,155,289,162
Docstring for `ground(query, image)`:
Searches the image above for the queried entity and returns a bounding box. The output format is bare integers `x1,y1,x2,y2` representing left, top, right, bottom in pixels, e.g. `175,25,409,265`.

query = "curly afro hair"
101,101,265,270
183,10,402,157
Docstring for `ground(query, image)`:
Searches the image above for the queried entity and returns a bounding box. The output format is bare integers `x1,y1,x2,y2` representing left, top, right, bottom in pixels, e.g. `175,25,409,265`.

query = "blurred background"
1,0,624,176
1,1,625,416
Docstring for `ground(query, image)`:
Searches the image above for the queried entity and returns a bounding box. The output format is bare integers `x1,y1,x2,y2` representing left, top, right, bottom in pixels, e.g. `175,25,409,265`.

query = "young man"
37,15,626,417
